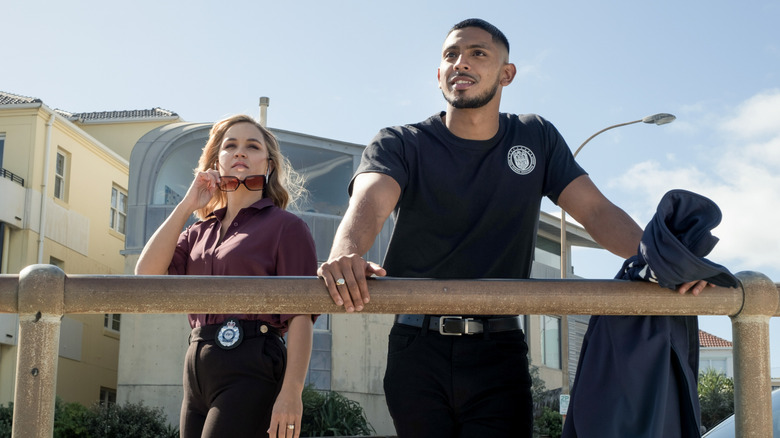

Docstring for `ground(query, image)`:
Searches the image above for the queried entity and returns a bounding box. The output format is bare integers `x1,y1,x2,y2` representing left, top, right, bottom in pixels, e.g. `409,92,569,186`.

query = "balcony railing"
1,264,778,437
0,168,24,186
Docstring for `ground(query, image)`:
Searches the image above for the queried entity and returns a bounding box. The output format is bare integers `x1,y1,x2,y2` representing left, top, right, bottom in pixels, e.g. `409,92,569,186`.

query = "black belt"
395,314,522,336
190,319,282,349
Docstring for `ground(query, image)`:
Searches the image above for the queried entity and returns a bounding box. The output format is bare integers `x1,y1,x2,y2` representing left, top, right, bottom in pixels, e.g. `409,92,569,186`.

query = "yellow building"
0,90,180,407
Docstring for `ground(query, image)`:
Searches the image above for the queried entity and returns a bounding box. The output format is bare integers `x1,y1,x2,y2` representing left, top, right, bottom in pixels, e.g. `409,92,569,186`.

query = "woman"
135,114,317,438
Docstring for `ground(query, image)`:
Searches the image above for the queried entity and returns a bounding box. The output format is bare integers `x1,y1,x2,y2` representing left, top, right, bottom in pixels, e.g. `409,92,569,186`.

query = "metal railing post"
731,271,778,438
13,264,64,438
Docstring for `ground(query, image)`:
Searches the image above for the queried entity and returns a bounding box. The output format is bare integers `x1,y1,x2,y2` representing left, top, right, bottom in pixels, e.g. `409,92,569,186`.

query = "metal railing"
0,168,24,186
1,264,778,437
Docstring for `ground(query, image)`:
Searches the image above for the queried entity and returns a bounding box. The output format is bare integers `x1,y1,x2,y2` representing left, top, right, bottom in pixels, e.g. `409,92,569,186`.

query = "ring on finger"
287,424,295,430
335,278,346,286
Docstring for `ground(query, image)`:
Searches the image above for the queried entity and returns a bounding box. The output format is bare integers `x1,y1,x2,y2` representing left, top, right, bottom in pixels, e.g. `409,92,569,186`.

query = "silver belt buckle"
216,318,243,349
439,316,468,336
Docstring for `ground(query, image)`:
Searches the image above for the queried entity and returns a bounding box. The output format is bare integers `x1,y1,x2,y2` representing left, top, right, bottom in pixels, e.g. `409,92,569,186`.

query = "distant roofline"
0,90,42,105
56,107,180,124
699,329,733,348
1,91,179,124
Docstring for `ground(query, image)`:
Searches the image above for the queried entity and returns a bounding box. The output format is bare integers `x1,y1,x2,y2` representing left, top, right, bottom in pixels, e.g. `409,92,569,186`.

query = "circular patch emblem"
216,318,243,350
507,145,536,175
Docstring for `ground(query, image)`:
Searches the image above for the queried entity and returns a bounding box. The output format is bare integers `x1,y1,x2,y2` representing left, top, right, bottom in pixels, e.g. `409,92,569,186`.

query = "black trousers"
383,322,533,438
180,333,286,437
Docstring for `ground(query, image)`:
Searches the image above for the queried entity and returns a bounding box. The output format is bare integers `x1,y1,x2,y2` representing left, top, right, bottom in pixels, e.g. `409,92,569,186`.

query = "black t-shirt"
352,112,586,279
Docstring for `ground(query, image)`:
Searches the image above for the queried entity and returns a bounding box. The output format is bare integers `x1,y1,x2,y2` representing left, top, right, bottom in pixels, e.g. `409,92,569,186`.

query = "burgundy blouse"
168,198,318,335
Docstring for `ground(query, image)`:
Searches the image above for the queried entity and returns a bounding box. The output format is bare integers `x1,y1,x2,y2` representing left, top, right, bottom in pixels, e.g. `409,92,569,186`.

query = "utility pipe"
36,111,55,264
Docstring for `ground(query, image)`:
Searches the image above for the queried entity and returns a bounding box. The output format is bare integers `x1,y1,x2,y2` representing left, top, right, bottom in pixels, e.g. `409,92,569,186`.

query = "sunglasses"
217,175,267,192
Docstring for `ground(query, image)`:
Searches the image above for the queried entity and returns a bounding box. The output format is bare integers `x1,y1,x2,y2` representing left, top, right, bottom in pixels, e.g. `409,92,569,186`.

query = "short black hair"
449,18,510,55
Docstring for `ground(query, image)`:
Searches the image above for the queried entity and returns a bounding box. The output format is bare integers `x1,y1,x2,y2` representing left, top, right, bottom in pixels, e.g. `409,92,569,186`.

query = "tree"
530,360,562,438
698,368,734,430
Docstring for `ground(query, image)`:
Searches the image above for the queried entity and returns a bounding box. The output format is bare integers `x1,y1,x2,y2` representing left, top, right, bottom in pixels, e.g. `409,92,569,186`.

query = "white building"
699,329,734,378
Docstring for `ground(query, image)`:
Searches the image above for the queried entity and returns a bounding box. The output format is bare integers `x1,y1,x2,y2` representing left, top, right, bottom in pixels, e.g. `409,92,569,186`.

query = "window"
110,186,128,234
153,143,201,205
541,315,561,369
313,314,330,331
534,236,561,269
282,143,353,215
0,133,5,168
701,358,728,375
49,256,64,270
99,387,116,407
104,313,121,332
54,150,69,200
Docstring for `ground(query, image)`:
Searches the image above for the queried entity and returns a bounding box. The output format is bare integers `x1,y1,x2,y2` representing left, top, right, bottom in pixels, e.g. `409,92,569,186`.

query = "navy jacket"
562,189,738,438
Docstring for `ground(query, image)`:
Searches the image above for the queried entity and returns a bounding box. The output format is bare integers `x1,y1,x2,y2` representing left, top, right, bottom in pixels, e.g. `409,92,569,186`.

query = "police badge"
216,318,243,350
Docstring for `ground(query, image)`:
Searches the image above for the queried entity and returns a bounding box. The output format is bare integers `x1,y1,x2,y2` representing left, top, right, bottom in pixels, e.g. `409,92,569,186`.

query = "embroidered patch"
216,318,243,349
507,145,536,175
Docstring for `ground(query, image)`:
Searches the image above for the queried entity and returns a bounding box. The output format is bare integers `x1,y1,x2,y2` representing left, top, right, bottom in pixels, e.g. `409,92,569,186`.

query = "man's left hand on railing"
677,280,714,296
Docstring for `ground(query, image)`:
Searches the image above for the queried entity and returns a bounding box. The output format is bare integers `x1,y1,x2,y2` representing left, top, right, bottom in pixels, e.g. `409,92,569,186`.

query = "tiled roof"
1,91,178,122
58,107,179,122
700,330,733,348
0,91,42,105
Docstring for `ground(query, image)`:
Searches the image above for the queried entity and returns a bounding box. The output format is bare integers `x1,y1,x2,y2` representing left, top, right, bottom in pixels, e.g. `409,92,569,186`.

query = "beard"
442,76,500,109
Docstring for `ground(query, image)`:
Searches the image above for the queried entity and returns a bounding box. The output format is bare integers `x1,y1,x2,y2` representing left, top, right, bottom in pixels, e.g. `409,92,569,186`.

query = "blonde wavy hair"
194,114,306,220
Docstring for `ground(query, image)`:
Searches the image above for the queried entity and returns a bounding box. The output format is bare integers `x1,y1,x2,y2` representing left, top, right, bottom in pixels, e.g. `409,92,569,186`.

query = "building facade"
698,330,780,390
699,330,734,378
0,90,179,407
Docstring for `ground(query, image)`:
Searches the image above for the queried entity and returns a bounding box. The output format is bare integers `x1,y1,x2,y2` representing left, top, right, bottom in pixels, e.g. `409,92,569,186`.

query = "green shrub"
534,406,562,438
301,385,375,437
54,398,91,437
0,398,178,438
0,402,11,438
698,368,735,430
83,402,178,438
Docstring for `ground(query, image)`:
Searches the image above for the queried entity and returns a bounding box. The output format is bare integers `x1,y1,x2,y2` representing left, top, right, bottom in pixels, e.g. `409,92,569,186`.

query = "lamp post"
559,113,676,279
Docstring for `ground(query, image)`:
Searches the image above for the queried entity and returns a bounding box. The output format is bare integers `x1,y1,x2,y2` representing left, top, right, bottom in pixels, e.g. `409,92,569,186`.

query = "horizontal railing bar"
4,275,779,316
4,266,777,438
14,275,752,316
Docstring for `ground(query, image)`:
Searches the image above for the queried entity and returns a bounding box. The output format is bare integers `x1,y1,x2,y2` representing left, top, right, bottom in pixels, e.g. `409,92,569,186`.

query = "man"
317,18,708,437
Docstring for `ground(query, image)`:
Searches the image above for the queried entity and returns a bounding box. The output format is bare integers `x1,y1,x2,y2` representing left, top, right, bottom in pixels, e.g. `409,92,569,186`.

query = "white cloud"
611,90,780,280
721,89,780,141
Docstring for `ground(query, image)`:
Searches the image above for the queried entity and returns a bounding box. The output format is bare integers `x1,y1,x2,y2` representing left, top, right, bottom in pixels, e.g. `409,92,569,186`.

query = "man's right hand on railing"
318,254,386,313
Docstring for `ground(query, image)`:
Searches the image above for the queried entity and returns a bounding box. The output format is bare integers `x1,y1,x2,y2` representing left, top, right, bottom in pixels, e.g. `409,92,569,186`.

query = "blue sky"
4,0,779,370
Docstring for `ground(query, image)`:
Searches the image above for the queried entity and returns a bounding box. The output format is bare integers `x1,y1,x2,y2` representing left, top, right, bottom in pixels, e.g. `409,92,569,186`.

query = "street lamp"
559,113,676,279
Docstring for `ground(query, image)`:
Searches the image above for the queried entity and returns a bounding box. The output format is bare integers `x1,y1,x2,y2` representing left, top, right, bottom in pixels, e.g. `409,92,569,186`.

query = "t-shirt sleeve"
276,217,319,325
540,117,587,205
348,127,409,196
